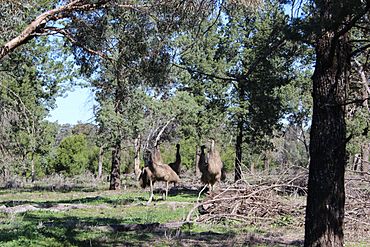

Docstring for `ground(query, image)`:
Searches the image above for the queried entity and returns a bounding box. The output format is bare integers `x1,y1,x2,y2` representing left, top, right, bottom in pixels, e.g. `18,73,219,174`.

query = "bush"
52,134,96,176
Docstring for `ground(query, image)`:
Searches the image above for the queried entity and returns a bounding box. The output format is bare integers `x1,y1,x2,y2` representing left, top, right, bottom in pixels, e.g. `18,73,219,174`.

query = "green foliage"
0,2,78,179
173,0,312,174
272,215,294,227
160,138,198,170
347,108,370,155
52,134,97,176
220,145,235,172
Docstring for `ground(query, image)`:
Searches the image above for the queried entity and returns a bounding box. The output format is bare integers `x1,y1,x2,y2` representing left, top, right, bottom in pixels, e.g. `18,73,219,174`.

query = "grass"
0,186,204,246
6,182,368,247
0,186,270,247
0,183,305,246
1,172,367,246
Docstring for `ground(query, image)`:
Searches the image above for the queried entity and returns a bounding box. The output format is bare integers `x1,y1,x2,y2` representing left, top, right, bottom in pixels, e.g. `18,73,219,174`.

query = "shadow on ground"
0,211,303,246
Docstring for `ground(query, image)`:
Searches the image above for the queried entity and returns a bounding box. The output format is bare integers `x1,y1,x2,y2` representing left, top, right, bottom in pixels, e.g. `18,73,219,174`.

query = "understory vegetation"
0,169,368,247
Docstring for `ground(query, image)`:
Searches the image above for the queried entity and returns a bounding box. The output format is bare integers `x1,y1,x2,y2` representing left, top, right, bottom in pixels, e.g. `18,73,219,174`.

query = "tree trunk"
361,143,369,173
109,139,121,190
235,81,245,182
195,146,201,177
31,153,35,182
234,119,243,181
98,146,104,180
134,136,141,178
355,57,369,174
304,25,351,247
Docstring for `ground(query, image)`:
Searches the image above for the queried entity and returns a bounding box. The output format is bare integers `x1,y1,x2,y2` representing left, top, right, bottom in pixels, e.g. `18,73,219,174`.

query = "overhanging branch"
0,0,145,61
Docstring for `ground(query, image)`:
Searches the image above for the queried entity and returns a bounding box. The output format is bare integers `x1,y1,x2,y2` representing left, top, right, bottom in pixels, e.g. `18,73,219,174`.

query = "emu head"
209,139,215,152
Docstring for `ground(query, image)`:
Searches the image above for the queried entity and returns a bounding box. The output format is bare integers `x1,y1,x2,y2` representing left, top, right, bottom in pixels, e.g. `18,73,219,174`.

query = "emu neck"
199,149,207,168
175,147,181,163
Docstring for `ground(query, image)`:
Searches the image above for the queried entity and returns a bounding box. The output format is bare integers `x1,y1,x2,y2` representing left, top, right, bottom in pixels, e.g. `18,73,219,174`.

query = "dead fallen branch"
186,169,369,243
186,182,306,224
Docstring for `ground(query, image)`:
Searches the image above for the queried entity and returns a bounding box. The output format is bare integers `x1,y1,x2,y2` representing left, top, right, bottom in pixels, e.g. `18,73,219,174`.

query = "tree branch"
172,63,236,82
43,27,112,60
154,117,175,147
0,0,114,61
351,43,370,57
336,3,370,38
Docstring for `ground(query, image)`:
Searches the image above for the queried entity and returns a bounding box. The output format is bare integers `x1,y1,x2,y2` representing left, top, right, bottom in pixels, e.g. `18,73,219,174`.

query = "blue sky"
47,87,96,125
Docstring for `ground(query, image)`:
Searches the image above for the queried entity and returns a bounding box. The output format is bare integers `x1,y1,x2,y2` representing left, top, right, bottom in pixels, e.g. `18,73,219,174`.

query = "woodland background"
0,0,369,246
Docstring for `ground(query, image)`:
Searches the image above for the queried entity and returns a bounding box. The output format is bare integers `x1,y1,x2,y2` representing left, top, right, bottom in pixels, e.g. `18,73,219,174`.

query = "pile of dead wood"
344,171,370,239
186,168,369,239
187,180,306,227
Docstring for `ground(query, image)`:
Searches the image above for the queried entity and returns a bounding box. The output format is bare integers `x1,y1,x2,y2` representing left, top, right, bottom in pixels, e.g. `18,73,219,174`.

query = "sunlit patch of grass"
0,186,304,246
166,193,199,203
346,242,369,247
0,188,199,246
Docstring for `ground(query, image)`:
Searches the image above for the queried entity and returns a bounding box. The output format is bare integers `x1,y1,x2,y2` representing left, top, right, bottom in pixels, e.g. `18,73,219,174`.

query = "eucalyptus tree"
177,0,303,181
64,1,217,190
0,45,69,180
287,0,370,245
0,0,84,180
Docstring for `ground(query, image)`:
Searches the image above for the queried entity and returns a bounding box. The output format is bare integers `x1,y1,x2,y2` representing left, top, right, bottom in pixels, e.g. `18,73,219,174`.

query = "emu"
198,140,223,198
139,149,180,204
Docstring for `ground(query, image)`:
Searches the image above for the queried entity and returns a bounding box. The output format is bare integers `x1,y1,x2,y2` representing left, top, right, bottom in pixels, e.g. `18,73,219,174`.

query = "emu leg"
165,181,169,200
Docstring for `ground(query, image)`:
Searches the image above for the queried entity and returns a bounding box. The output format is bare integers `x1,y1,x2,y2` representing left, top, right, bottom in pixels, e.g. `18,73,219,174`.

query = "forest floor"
0,169,368,247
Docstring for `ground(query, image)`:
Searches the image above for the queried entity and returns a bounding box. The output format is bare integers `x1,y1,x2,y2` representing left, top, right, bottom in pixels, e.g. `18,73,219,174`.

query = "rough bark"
304,0,370,244
109,140,121,190
30,153,35,182
235,81,245,182
352,154,361,171
304,23,351,247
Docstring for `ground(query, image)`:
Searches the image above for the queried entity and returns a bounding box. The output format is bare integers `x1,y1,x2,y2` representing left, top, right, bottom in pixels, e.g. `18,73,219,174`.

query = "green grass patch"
0,188,199,246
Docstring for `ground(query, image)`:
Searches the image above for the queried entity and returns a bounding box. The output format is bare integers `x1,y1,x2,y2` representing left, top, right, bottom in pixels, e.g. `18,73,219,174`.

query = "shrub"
52,134,92,176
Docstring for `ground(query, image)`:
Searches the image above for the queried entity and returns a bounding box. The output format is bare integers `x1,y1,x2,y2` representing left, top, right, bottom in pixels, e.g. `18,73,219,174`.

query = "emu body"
139,149,180,204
